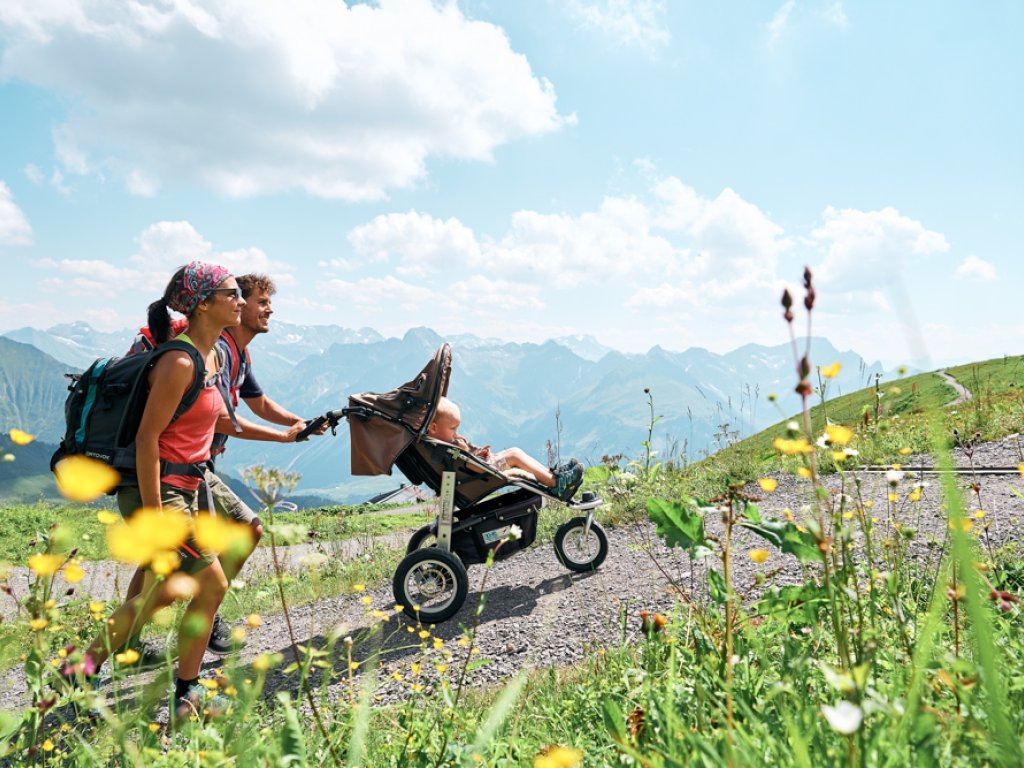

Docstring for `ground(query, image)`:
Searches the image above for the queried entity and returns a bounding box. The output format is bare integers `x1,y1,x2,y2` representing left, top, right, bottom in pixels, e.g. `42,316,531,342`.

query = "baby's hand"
478,445,492,461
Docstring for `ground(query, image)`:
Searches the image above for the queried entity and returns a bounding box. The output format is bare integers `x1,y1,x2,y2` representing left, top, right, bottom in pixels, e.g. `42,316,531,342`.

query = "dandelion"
9,429,34,445
899,447,912,456
796,467,812,479
419,630,430,639
231,627,246,643
433,637,444,650
54,455,120,502
148,723,161,733
30,618,48,631
748,549,770,564
758,478,778,493
361,596,372,606
909,488,922,503
436,663,448,673
89,601,105,613
534,745,584,768
28,553,64,577
246,613,262,629
42,739,55,752
773,437,813,455
64,562,85,583
974,511,986,520
194,515,253,557
107,508,189,567
885,470,904,486
842,511,854,520
96,510,119,525
115,648,140,666
824,424,853,446
820,362,842,379
353,584,366,592
888,493,898,503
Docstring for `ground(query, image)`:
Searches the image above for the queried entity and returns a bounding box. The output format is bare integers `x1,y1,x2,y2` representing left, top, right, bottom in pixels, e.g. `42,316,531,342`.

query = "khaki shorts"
116,484,215,575
204,470,258,526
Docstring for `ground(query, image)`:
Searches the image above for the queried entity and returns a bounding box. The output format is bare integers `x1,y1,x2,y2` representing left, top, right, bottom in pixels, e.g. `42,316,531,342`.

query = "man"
127,273,323,658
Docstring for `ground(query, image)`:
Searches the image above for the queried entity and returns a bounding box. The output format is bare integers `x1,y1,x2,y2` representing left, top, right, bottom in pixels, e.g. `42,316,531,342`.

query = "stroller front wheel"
406,523,438,554
393,548,469,623
554,517,608,572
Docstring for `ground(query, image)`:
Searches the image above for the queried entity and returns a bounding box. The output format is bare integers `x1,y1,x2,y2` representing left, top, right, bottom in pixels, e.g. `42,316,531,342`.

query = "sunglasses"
206,287,243,301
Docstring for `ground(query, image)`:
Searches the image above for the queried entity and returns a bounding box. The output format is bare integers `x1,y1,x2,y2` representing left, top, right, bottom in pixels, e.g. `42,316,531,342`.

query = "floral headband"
167,261,232,315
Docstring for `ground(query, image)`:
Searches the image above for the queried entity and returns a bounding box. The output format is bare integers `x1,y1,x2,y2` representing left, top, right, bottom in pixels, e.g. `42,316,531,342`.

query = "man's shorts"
204,470,258,526
116,484,215,575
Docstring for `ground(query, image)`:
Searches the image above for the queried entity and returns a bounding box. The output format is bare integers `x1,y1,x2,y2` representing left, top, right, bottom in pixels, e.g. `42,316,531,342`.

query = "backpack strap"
220,331,246,406
159,336,207,421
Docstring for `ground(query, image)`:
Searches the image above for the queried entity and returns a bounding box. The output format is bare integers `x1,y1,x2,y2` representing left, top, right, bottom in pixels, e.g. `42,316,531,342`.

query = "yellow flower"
534,745,583,768
28,553,64,577
148,723,160,733
246,613,263,629
419,630,430,639
757,478,778,493
1019,464,1024,478
820,362,842,379
748,549,770,564
773,437,813,456
106,508,189,566
9,429,35,446
433,637,444,650
899,447,912,456
115,648,140,666
42,739,55,752
411,662,421,675
194,515,252,557
824,424,853,446
949,519,973,532
96,510,119,525
831,451,849,462
909,488,922,502
252,655,271,673
30,618,48,631
89,601,105,613
888,493,898,503
64,562,85,583
974,510,986,520
436,663,448,673
796,467,812,479
361,596,373,606
150,550,181,576
232,627,247,643
54,455,120,502
353,584,366,592
841,511,854,520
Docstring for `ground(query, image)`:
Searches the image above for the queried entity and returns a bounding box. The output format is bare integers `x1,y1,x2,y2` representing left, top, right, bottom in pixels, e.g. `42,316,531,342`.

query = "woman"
78,261,243,719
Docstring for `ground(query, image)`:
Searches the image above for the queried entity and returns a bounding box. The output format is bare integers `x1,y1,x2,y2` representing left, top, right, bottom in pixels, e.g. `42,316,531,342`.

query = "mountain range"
0,322,887,503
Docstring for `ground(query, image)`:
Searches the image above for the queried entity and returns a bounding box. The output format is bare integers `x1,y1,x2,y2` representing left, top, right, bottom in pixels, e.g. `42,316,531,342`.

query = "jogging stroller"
301,344,608,622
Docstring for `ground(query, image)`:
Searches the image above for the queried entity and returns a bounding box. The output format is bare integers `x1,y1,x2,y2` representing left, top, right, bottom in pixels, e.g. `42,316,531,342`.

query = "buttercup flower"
820,362,842,379
28,554,64,577
54,455,120,502
748,549,770,564
758,478,778,493
9,429,34,445
773,437,813,455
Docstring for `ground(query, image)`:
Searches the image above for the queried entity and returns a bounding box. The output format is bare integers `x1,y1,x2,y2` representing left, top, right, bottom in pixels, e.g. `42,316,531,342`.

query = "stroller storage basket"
452,488,540,565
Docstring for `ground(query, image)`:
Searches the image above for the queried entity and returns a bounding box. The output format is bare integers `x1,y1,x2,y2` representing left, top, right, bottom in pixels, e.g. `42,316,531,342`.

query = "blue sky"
0,0,1019,368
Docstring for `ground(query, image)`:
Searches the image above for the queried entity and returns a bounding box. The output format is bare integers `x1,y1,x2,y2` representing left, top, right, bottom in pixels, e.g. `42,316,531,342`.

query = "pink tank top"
157,338,222,490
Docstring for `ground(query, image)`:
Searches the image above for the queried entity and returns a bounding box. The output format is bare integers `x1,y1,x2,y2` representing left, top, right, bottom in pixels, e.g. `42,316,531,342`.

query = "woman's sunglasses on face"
207,287,243,302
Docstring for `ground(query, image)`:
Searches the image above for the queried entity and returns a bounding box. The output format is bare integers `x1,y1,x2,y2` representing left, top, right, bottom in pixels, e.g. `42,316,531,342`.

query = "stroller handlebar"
295,408,347,442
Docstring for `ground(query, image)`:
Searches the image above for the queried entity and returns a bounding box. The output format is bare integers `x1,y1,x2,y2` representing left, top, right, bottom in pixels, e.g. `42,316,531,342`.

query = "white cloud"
955,255,996,282
766,0,795,48
130,221,292,279
0,181,32,245
23,164,44,185
448,275,544,314
326,275,436,313
348,211,481,278
567,0,670,51
625,282,696,309
0,0,571,200
812,206,949,288
37,258,146,297
124,168,159,197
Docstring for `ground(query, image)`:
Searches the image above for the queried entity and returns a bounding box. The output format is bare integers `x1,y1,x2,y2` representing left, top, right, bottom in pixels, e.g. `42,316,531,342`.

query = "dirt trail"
1,438,1021,715
938,369,972,406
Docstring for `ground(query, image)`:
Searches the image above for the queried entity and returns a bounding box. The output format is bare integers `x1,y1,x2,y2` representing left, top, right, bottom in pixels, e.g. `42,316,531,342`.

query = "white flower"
786,421,800,432
816,434,830,449
822,701,863,735
506,524,523,541
842,448,859,457
885,470,904,485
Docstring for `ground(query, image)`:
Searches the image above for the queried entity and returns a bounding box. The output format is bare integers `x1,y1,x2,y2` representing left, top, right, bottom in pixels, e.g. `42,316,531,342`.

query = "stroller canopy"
348,344,451,476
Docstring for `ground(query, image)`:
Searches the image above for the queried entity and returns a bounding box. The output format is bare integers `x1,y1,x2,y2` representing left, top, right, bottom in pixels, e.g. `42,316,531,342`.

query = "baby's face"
428,414,460,442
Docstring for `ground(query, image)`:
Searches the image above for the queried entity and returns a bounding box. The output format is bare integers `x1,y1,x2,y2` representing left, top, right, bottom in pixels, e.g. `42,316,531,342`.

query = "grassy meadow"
2,281,1024,765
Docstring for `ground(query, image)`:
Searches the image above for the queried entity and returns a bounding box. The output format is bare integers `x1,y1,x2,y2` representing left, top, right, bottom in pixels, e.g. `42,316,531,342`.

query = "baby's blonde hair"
432,396,460,425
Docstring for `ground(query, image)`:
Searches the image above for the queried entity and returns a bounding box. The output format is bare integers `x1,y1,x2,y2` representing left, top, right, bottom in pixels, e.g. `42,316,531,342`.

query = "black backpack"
50,339,208,484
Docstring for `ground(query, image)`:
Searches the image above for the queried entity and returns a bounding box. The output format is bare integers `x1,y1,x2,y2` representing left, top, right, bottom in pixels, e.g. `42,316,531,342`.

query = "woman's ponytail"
149,266,188,344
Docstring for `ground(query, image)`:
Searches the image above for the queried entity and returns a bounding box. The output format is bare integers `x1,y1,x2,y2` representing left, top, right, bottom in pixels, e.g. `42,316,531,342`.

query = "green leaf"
601,697,627,743
647,498,712,558
707,568,727,604
276,692,307,767
742,502,762,524
738,518,820,563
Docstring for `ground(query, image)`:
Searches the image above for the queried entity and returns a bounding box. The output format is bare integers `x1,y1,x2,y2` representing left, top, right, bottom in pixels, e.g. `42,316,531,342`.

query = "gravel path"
2,437,1022,716
938,369,973,406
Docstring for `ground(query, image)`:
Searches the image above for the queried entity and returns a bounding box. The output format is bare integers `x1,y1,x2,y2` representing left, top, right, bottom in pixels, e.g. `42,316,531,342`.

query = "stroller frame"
306,344,608,622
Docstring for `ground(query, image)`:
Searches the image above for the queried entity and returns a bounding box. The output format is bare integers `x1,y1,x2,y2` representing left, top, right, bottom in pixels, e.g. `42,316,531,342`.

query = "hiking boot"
553,460,584,502
173,679,231,724
206,614,241,655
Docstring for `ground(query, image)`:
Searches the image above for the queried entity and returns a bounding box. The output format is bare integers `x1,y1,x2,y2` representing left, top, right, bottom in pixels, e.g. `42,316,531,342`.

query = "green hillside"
683,354,1024,492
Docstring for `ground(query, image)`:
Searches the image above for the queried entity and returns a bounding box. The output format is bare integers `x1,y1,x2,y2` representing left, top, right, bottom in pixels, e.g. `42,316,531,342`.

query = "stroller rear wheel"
406,524,438,554
554,517,608,572
393,548,469,623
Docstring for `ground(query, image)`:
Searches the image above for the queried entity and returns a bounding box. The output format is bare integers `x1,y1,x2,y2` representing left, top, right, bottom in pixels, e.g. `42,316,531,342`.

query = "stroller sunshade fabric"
348,344,452,476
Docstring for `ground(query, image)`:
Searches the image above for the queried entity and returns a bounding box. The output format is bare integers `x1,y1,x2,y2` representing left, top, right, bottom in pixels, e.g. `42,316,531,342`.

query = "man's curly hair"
237,273,276,299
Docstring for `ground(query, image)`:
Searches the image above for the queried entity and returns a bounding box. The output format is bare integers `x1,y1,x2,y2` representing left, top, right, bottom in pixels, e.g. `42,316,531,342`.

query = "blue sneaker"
553,460,584,501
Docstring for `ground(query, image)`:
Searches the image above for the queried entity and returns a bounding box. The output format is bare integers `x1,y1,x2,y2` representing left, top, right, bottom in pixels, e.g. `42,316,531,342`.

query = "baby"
426,397,584,502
